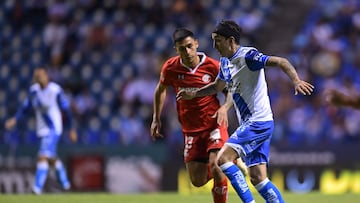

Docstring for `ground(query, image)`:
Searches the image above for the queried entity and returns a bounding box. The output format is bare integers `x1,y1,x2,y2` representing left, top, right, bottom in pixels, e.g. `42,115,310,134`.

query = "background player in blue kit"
5,67,78,194
177,20,314,203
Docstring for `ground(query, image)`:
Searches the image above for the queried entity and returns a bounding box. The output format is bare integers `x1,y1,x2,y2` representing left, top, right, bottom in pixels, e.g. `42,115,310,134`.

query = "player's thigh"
38,133,60,158
208,150,218,165
217,145,239,165
186,161,208,186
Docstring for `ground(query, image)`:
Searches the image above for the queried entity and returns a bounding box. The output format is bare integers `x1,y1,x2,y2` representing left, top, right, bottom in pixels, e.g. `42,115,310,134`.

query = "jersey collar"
180,52,206,74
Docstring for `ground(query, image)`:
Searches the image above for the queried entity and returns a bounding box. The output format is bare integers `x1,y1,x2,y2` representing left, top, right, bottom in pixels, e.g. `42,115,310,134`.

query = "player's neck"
39,81,49,89
185,55,200,68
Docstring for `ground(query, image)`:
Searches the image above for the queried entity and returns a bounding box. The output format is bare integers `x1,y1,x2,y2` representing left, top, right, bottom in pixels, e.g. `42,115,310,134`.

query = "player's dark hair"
213,20,242,44
172,28,195,44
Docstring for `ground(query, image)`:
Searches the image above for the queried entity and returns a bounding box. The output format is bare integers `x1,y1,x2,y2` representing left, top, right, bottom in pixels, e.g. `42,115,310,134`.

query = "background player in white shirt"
5,67,77,194
177,20,314,203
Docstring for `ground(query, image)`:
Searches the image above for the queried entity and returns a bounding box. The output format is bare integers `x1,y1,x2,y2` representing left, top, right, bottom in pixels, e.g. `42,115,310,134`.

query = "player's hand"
150,118,163,140
176,90,196,101
69,129,78,143
294,80,314,95
324,89,343,105
212,106,229,127
5,118,16,130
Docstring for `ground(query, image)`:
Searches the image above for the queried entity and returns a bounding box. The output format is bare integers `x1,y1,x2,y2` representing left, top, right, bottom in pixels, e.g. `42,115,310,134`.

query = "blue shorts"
225,121,274,167
38,132,60,158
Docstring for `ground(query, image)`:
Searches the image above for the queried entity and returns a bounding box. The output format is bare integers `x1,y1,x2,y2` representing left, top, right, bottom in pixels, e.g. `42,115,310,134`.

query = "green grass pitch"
1,192,359,203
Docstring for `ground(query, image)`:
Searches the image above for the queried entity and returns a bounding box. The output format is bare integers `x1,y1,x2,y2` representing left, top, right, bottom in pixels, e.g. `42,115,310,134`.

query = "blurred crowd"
270,0,360,146
0,0,359,148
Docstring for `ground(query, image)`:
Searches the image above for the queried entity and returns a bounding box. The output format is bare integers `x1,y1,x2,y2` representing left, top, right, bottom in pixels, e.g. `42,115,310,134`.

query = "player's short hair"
172,28,195,44
213,20,242,44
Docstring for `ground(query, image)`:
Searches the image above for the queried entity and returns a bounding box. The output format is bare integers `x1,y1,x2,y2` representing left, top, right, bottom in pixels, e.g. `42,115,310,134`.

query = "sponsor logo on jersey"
227,81,241,93
178,87,200,92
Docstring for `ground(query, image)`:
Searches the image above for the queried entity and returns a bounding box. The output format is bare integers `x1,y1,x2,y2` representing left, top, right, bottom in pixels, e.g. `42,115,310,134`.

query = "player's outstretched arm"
5,97,32,130
266,56,314,96
176,78,226,101
325,89,360,109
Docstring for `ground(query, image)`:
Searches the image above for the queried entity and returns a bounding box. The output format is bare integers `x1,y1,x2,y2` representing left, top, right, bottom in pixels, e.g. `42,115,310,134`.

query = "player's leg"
207,126,229,203
248,140,284,203
208,150,228,203
33,155,49,194
234,157,248,176
184,133,227,203
217,145,255,203
33,135,53,194
186,161,209,186
49,158,71,190
49,134,71,190
184,135,209,186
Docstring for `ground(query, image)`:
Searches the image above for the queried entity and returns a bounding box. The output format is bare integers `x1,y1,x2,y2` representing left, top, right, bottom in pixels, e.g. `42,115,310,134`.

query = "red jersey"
160,52,220,133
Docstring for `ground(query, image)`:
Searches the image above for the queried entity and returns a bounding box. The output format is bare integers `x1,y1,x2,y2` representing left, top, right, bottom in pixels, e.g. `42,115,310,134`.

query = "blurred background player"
151,28,233,203
177,20,314,203
5,67,78,194
325,89,360,109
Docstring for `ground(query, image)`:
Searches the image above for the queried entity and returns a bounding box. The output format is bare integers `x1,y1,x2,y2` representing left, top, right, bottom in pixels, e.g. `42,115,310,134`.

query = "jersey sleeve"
57,90,74,129
245,49,270,71
217,57,230,82
15,97,33,120
217,68,226,81
15,90,35,120
160,61,171,86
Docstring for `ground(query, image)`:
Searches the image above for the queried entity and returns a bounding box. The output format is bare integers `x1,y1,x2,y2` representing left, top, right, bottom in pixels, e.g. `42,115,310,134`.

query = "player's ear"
229,36,236,44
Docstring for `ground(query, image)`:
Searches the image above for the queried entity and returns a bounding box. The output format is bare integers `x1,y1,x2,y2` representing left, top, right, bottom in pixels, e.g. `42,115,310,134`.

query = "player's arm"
5,97,32,130
325,89,360,109
266,56,314,96
213,91,233,127
176,77,226,100
151,82,167,140
57,91,77,143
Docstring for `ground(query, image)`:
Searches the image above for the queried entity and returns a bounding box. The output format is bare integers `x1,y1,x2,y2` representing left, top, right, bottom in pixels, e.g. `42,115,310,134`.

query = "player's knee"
217,155,230,167
37,156,48,162
189,175,207,187
191,180,206,187
48,158,58,167
250,173,266,186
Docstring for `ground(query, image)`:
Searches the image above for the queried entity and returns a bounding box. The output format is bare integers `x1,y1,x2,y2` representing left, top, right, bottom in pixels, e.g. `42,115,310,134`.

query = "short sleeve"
245,49,270,71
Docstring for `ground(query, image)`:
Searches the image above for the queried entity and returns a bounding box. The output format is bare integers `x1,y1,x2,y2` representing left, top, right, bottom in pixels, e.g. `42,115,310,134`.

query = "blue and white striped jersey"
218,46,273,125
16,82,73,137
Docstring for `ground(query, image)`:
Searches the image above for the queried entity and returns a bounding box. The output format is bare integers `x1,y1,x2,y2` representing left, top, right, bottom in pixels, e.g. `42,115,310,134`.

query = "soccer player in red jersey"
151,28,232,203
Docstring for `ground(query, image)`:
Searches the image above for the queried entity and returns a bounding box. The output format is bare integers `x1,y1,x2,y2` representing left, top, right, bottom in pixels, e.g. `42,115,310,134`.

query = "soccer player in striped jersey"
177,20,314,203
151,28,237,203
5,67,77,194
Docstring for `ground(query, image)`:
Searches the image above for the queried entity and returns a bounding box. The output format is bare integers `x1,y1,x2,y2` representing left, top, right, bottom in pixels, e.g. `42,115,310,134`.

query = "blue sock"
55,160,70,190
33,161,49,194
220,162,255,203
255,178,285,203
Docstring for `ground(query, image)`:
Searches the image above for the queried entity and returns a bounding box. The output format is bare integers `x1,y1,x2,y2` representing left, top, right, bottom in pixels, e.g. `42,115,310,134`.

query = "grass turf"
1,192,359,203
